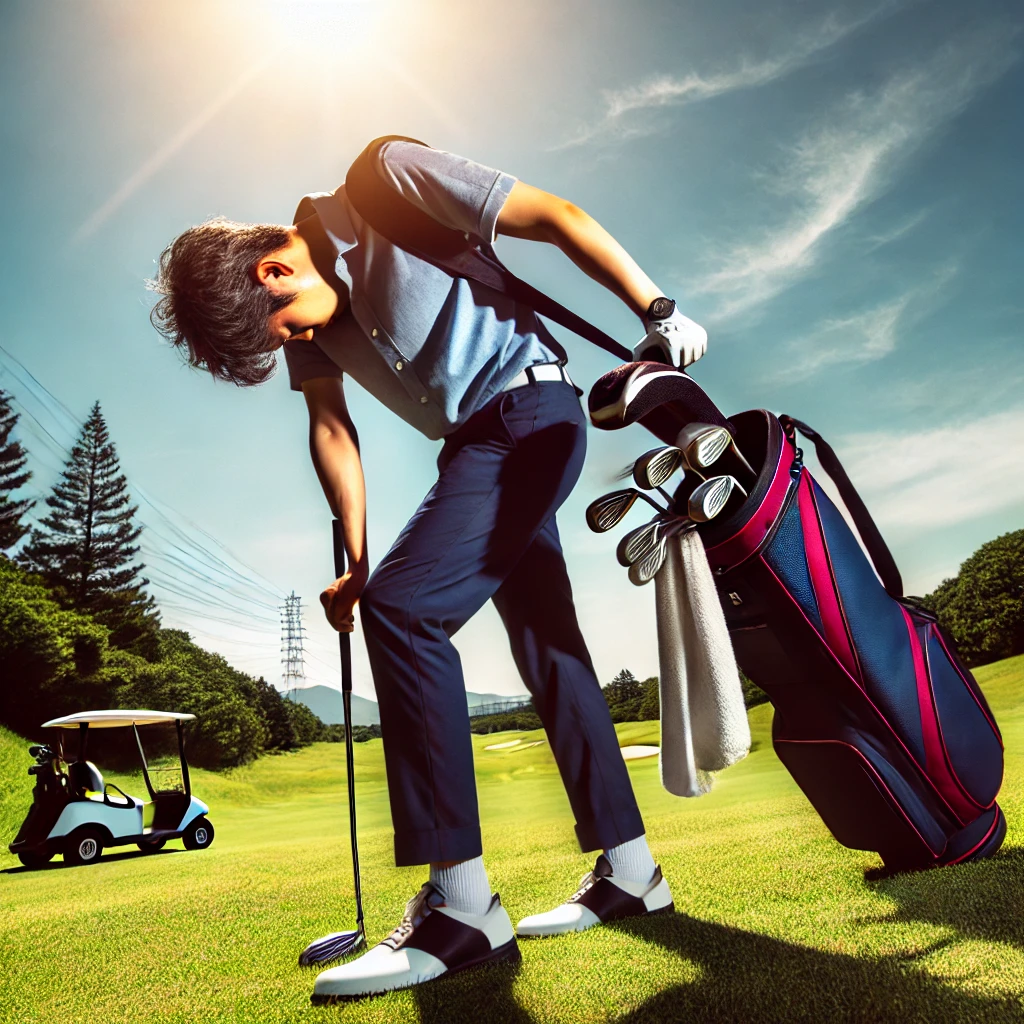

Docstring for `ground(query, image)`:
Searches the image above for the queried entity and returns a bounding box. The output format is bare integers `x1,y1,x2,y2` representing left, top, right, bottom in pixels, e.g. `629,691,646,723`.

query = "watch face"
649,297,675,321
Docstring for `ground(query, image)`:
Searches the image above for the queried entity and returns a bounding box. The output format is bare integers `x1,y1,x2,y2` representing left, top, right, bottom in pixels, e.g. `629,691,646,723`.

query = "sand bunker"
484,739,523,750
620,745,660,760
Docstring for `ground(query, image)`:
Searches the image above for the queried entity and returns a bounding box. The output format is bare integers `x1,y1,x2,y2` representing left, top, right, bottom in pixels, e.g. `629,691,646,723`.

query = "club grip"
332,519,347,579
331,519,353,693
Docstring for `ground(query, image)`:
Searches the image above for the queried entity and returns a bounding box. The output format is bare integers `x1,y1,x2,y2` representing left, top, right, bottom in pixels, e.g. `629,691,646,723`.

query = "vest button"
395,361,403,371
419,396,428,404
371,328,379,338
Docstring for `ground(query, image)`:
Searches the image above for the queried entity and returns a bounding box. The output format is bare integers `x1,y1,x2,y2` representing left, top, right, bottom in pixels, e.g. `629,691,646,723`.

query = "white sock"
429,856,492,916
603,834,657,885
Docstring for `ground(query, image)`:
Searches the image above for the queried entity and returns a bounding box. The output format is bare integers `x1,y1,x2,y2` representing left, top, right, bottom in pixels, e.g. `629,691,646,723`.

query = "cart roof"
41,710,197,729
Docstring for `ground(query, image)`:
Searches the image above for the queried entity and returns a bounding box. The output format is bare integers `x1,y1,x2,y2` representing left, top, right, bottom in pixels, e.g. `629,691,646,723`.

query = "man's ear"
254,256,296,297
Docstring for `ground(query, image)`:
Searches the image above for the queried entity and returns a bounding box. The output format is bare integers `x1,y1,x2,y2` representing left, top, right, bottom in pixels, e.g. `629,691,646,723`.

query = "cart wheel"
182,817,215,851
18,850,53,869
137,839,166,853
64,828,104,866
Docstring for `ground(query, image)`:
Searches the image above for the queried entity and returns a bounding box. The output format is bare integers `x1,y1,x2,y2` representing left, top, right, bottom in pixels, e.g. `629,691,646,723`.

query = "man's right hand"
320,570,367,633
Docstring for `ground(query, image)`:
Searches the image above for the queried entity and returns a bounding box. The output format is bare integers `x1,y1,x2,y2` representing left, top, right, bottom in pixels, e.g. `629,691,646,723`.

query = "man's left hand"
634,306,708,369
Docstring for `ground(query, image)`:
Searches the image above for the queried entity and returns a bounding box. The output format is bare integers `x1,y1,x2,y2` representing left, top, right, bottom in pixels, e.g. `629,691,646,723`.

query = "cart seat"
68,760,104,799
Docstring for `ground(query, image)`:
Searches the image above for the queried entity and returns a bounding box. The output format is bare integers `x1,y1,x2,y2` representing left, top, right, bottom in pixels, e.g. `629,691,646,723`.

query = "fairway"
2,657,1023,1024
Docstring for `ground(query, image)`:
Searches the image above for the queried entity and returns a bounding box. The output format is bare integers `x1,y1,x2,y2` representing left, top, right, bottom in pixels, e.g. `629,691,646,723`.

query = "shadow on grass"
397,909,1023,1024
1,847,182,874
606,913,1023,1023
867,844,1024,951
414,956,531,1024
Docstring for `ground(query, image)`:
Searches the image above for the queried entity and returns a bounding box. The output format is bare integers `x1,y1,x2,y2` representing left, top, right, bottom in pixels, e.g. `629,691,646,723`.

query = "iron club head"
676,422,732,472
625,517,694,585
616,517,664,567
687,475,747,523
632,446,684,491
298,925,367,967
585,488,666,533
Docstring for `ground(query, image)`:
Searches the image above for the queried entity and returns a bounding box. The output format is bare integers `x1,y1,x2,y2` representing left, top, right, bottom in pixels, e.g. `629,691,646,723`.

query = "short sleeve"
376,142,517,245
281,337,344,392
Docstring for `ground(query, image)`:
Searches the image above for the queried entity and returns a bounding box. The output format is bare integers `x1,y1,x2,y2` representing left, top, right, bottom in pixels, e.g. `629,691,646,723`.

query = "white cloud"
835,407,1024,532
776,262,957,381
690,28,1020,319
557,7,892,149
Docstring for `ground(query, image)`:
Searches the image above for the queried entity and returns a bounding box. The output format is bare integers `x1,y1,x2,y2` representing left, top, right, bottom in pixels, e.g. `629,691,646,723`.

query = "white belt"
502,362,575,392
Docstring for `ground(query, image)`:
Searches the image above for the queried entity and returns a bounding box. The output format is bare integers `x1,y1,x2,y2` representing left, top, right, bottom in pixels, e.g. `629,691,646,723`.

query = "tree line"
0,390,334,768
2,386,1021,754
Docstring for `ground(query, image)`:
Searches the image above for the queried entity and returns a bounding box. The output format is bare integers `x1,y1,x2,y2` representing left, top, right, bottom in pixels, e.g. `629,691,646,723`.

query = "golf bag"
696,409,1005,871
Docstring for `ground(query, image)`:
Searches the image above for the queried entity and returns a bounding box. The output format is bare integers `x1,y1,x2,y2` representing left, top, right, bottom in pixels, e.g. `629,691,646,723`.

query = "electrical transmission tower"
280,591,307,699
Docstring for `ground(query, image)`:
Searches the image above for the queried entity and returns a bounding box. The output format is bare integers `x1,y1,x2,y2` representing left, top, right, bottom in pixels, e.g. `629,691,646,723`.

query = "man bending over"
151,139,706,1002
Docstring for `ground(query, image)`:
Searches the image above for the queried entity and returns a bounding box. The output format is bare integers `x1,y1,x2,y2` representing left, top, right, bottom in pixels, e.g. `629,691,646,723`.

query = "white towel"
655,529,751,797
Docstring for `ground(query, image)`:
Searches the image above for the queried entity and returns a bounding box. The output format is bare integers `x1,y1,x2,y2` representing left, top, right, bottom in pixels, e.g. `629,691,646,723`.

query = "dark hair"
149,218,295,386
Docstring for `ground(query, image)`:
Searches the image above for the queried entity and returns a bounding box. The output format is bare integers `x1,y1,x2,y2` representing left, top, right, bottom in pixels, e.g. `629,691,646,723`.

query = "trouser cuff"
575,807,646,853
394,824,484,867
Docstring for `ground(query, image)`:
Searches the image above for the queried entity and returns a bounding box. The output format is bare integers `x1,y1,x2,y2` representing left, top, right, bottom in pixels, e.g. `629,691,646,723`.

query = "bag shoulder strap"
780,415,904,599
344,136,632,363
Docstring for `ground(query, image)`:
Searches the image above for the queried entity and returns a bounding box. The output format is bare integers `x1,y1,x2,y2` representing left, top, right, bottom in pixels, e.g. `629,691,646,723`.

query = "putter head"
676,423,732,472
299,925,367,967
586,489,639,533
687,475,744,523
616,518,663,567
632,446,684,491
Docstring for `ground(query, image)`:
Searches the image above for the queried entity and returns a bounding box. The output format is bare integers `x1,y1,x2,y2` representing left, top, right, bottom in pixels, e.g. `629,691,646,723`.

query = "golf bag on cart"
589,364,1006,873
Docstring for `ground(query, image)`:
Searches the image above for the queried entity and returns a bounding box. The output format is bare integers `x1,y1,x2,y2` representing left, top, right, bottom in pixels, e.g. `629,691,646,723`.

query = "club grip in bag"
331,519,353,694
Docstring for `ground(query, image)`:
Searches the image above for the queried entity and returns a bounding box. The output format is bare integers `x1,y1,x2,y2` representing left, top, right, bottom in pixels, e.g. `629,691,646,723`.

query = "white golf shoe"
311,882,520,1003
516,854,674,937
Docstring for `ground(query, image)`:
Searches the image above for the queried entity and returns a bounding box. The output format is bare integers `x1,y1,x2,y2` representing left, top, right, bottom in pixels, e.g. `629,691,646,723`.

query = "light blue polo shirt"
282,142,561,440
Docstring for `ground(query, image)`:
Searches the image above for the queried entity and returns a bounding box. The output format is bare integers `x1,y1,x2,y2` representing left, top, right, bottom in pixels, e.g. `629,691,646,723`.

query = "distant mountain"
289,686,528,726
288,686,379,727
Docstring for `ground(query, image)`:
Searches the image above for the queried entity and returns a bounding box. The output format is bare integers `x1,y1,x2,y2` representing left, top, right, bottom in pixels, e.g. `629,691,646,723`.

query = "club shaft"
333,520,364,929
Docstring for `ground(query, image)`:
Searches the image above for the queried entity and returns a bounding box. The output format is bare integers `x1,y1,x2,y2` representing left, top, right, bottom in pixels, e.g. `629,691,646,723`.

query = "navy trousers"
360,380,646,866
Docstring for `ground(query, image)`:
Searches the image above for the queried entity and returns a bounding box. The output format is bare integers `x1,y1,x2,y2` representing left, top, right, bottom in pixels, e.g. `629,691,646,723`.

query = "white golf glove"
633,299,708,369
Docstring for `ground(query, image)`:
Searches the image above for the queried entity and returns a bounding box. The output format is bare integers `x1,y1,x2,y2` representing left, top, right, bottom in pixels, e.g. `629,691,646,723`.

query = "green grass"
1,657,1023,1023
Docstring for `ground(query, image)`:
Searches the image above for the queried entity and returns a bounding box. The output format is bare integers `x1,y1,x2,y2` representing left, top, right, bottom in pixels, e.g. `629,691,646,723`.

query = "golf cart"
8,709,214,869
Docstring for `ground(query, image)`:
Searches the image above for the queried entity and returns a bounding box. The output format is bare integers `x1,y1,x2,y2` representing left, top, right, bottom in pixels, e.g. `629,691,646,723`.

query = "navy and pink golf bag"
589,366,1005,872
696,409,1006,871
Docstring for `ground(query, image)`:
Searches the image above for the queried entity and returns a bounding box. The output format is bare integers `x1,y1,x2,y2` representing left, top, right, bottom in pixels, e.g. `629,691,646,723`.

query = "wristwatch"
644,296,676,324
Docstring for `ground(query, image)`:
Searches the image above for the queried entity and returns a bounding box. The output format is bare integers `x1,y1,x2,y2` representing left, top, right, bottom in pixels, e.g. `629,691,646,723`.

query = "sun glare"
264,0,389,53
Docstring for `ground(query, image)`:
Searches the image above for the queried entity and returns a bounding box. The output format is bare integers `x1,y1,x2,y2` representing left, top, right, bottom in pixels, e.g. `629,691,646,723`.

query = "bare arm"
302,376,367,630
496,181,663,321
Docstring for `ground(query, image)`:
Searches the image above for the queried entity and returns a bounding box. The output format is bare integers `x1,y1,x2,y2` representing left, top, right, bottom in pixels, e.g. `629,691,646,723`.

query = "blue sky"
1,0,1021,699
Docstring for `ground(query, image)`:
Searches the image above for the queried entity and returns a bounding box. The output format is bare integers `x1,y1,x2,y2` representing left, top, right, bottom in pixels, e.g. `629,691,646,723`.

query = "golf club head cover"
588,362,735,445
634,307,708,369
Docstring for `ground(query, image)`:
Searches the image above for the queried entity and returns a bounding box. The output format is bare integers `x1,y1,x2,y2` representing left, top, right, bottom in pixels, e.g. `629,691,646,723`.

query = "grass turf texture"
1,656,1022,1023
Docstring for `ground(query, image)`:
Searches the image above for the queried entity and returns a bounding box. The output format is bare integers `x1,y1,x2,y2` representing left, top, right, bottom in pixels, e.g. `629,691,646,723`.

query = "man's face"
268,276,342,348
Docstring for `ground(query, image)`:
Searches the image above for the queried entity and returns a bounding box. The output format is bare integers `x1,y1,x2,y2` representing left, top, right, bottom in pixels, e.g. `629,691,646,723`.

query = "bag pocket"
924,622,1004,808
775,734,946,868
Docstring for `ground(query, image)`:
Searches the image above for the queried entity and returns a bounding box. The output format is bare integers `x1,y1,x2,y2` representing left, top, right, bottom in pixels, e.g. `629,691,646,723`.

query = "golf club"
616,516,668,567
626,518,694,585
687,475,747,524
676,422,757,490
632,446,684,491
298,521,366,967
585,488,667,533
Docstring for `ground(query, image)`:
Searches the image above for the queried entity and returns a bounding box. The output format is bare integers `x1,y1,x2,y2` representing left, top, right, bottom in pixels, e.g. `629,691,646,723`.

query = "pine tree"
19,401,159,653
0,388,33,550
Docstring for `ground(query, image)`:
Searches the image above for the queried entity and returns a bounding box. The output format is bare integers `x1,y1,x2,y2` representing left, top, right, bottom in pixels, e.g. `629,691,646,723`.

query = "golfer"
151,140,707,1001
